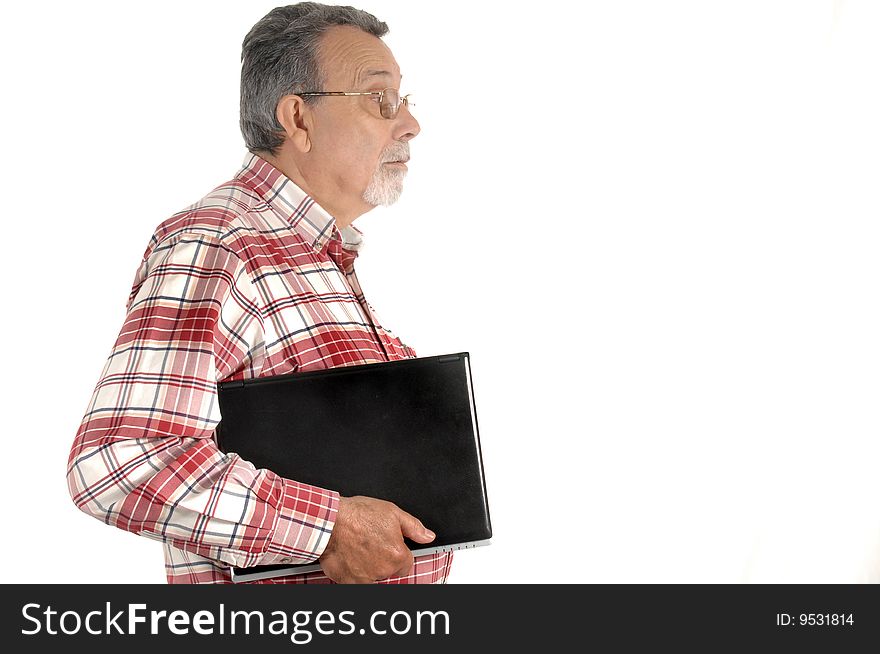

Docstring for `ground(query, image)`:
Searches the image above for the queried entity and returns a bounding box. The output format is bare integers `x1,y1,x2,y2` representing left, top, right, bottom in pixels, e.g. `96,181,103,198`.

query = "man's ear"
275,94,312,153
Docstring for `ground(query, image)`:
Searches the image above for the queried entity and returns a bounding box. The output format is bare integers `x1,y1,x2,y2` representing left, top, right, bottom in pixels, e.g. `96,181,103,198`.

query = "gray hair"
240,3,388,155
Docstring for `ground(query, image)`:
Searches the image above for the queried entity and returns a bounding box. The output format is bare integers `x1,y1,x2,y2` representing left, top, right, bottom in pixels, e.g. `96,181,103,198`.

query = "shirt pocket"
258,261,385,372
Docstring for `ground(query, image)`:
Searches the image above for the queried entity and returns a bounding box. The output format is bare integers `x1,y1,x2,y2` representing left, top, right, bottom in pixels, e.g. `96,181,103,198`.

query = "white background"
1,0,878,583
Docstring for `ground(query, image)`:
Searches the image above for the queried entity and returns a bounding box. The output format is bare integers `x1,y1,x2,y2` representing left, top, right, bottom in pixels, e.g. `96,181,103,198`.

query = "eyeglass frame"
297,87,413,119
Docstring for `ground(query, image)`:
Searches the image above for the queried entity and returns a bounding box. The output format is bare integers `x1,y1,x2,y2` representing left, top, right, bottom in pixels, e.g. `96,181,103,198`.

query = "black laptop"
215,352,492,583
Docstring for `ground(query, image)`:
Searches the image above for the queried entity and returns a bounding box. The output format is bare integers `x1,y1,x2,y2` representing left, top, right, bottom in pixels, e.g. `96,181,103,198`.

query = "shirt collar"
235,152,364,257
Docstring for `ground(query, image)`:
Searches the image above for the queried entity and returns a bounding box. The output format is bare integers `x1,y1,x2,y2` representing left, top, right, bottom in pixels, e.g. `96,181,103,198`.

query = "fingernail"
425,529,435,539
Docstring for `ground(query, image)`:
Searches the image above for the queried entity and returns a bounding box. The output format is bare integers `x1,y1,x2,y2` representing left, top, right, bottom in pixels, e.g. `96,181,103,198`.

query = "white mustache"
381,142,410,163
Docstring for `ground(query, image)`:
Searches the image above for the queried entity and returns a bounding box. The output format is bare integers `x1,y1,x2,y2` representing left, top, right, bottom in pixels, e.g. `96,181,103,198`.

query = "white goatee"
362,141,410,207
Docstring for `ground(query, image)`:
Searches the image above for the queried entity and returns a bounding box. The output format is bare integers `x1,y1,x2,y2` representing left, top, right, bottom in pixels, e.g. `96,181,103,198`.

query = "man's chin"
362,185,404,207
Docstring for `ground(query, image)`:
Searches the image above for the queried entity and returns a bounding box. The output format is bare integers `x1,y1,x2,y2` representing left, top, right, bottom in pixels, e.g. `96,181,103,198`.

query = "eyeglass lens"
380,89,401,119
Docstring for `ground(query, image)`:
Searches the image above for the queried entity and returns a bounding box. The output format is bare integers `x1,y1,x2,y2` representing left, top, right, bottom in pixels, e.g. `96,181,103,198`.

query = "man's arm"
67,232,339,568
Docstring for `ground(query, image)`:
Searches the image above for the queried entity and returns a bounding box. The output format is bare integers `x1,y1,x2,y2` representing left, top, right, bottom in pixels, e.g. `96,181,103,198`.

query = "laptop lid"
215,352,492,583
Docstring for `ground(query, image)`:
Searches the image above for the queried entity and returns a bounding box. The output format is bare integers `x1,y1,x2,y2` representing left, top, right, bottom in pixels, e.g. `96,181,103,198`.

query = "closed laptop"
215,352,492,583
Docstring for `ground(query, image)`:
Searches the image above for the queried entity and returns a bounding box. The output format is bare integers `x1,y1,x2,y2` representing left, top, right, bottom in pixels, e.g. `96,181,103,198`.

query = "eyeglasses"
298,87,414,120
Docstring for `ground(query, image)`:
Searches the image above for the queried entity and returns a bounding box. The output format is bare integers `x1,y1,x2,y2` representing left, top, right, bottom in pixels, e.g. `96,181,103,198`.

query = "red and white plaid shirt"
67,153,452,584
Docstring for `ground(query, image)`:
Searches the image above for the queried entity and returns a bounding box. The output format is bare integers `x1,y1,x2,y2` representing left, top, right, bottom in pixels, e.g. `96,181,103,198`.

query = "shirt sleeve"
67,232,339,568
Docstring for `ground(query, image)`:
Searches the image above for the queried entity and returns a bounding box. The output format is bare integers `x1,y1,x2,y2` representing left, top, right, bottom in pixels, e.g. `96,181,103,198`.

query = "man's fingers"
320,497,435,584
396,508,435,544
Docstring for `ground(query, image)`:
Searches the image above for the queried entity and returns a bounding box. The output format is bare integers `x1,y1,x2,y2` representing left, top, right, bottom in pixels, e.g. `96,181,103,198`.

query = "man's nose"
394,105,420,142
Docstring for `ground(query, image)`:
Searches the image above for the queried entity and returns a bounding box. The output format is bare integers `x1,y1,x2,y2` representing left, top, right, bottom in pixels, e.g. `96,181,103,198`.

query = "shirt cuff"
261,478,340,566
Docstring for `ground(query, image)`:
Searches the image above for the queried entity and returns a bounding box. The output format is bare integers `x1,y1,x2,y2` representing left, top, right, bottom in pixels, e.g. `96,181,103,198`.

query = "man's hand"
318,495,435,583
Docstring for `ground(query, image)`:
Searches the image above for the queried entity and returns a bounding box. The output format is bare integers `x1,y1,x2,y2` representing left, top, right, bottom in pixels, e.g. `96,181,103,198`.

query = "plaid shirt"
67,153,452,584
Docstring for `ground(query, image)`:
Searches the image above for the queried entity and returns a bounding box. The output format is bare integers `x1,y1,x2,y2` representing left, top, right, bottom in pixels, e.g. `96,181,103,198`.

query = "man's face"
305,26,420,217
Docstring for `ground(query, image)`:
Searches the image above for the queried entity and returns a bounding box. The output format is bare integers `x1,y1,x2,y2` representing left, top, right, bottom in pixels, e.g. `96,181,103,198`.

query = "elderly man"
67,3,451,585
